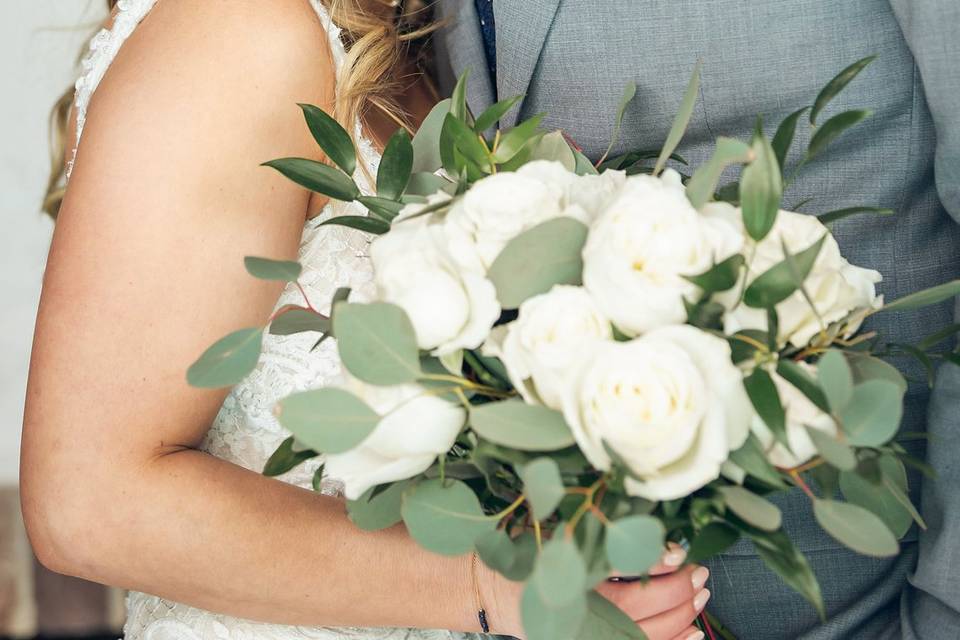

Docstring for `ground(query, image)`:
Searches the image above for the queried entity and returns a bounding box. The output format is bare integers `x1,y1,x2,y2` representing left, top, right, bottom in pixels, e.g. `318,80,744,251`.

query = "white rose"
443,171,565,271
517,160,627,224
562,325,751,501
750,363,838,468
494,286,612,409
710,205,883,348
324,377,466,500
370,222,500,355
582,170,744,336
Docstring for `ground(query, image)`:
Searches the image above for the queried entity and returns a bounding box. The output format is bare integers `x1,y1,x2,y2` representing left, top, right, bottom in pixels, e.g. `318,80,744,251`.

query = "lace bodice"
69,3,478,640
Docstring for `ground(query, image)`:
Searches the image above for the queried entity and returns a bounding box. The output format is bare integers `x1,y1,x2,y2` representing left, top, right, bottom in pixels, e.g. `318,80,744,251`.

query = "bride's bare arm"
21,2,704,638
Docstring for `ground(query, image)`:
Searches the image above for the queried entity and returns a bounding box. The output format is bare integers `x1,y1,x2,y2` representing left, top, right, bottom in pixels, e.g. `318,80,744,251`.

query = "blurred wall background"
1,3,124,637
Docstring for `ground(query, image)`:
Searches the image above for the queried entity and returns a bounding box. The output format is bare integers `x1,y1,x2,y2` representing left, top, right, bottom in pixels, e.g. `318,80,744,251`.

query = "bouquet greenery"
187,57,960,640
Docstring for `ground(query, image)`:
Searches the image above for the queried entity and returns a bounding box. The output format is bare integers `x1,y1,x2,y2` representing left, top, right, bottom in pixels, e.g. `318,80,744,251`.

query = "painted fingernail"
694,588,711,612
686,631,705,640
663,545,687,567
691,566,710,590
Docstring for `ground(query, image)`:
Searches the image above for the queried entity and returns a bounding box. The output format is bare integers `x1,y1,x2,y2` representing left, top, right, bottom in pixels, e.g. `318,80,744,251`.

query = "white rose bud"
583,170,744,336
496,286,612,409
324,377,466,500
563,325,752,501
710,205,883,348
517,160,627,224
750,363,838,468
370,222,500,356
443,170,565,271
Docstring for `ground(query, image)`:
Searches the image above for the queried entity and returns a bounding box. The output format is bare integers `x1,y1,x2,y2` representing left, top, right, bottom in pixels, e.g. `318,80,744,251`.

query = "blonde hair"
42,0,437,219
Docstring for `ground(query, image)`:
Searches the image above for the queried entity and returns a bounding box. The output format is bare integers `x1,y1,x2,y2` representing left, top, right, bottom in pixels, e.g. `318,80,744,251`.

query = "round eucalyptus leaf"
400,479,495,556
719,486,782,532
186,327,263,388
520,458,565,520
275,388,379,454
579,590,647,640
813,499,899,557
470,400,576,451
333,302,422,385
488,218,589,308
269,307,330,336
839,469,912,539
687,522,740,563
805,425,856,471
817,350,853,412
521,580,587,640
347,481,409,531
847,354,908,393
840,379,903,446
243,256,303,282
533,538,588,607
475,529,517,575
604,515,665,575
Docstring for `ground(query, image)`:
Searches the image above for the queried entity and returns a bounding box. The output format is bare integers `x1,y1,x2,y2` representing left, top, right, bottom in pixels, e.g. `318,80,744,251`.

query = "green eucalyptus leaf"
533,538,587,607
474,95,524,132
269,307,330,336
356,196,404,222
262,436,318,477
687,522,740,563
805,426,856,471
471,400,576,451
654,61,701,176
578,591,648,640
744,368,788,448
298,103,357,175
597,81,637,167
847,354,908,392
574,148,600,175
444,113,490,169
817,206,894,225
810,56,877,125
729,433,789,488
244,256,302,282
411,99,452,173
879,280,960,313
840,379,903,446
530,130,577,171
817,350,854,412
333,302,422,385
741,132,783,242
813,499,899,556
807,109,873,160
376,129,414,201
685,137,751,209
749,530,825,620
520,458,565,520
604,515,665,575
918,322,960,351
776,359,830,413
401,479,495,556
262,158,359,201
771,107,809,173
347,481,409,531
404,172,452,197
743,235,826,308
684,253,744,293
839,465,912,538
493,114,546,164
475,529,518,575
522,579,587,640
488,217,589,308
719,486,782,531
187,327,263,388
450,70,471,122
276,388,379,453
319,215,390,235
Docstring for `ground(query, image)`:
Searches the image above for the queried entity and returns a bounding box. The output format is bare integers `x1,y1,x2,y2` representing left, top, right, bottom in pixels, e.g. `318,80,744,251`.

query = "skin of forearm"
33,447,501,633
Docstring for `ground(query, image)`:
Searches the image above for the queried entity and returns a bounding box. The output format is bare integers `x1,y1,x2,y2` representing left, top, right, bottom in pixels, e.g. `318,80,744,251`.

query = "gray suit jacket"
436,1,960,638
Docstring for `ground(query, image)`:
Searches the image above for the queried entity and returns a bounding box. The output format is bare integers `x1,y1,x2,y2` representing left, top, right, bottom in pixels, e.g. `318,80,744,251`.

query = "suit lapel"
435,0,496,114
493,0,563,127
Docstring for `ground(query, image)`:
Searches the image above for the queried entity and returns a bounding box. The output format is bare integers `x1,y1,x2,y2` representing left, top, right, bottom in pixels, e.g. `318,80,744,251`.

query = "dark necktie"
474,0,497,85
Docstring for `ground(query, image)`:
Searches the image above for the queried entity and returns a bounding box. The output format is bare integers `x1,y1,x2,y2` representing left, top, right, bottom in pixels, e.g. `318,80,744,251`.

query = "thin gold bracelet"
470,552,490,633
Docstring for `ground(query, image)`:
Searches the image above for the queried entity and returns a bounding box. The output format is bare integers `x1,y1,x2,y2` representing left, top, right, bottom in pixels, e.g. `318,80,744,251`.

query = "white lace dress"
69,3,482,640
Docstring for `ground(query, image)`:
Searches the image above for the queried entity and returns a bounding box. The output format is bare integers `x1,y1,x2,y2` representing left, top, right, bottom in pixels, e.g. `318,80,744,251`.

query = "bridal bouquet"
188,58,960,639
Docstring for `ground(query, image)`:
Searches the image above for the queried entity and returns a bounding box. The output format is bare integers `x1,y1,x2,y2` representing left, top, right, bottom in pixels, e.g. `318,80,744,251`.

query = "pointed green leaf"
269,307,330,336
471,400,575,451
741,132,783,241
776,359,830,413
530,130,577,171
356,196,404,222
319,215,390,235
263,436,318,477
810,56,877,125
262,158,360,201
817,206,894,225
450,69,471,122
332,302,421,385
771,107,809,173
187,327,263,388
474,95,524,132
299,103,357,175
492,114,546,164
411,98,452,173
687,522,740,563
578,591,647,640
376,128,414,200
719,485,782,531
749,530,825,619
276,387,379,453
604,515,664,575
879,280,960,313
488,217,589,308
244,256,302,282
813,499,898,556
744,235,826,308
729,433,789,488
404,172,453,197
685,137,751,209
683,253,744,293
597,81,637,167
744,368,787,448
654,61,701,176
443,113,490,168
807,109,873,160
401,478,495,556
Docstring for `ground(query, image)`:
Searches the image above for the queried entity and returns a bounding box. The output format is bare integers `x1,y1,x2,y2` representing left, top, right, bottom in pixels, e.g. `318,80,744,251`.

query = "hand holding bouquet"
188,58,960,639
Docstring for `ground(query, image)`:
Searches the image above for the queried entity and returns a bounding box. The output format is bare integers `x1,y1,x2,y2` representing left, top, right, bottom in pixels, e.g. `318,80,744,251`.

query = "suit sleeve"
890,2,960,638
